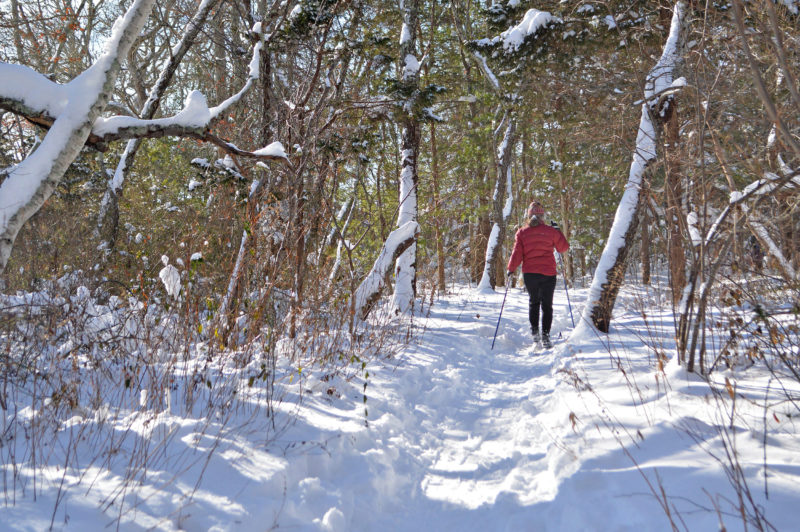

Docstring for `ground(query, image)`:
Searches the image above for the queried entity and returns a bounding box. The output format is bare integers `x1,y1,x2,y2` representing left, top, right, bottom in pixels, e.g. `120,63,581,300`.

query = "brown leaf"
569,412,578,430
725,377,735,400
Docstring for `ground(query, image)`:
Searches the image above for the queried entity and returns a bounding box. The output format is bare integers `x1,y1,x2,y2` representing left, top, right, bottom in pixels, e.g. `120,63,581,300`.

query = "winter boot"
542,332,552,349
531,328,540,343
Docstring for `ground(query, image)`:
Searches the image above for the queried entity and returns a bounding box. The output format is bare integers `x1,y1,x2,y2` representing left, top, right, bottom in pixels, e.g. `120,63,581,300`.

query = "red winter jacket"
507,223,569,276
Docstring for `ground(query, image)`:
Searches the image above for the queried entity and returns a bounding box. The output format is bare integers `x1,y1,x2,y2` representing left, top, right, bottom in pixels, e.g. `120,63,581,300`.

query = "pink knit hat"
527,201,545,218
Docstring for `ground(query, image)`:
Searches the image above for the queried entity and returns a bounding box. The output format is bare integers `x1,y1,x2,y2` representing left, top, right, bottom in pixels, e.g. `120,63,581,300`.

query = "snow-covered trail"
383,289,565,511
256,282,800,532
266,285,590,531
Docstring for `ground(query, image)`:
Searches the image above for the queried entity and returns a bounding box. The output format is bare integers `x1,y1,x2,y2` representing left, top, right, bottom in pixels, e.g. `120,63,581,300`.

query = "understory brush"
0,269,401,528
582,273,799,532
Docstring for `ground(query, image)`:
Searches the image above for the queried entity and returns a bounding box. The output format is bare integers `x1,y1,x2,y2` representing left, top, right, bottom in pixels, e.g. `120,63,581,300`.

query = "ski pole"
558,253,575,328
491,280,511,350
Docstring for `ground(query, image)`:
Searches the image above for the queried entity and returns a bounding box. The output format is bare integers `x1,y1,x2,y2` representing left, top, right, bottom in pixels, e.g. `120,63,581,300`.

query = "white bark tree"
390,0,421,315
575,1,688,335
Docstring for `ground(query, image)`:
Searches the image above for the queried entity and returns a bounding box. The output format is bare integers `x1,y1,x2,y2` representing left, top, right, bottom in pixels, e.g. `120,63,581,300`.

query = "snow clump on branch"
253,141,287,159
403,54,420,81
495,9,560,53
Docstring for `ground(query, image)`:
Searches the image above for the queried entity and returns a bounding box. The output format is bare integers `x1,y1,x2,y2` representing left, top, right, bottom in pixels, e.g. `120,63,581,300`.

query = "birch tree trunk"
477,112,515,292
576,1,687,335
390,0,420,314
0,0,158,275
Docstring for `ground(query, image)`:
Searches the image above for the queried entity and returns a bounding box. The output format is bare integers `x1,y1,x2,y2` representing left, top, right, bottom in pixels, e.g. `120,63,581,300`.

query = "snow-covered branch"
726,171,799,281
705,169,800,246
354,221,419,321
0,63,68,119
474,8,560,53
0,0,158,274
473,51,501,94
644,7,685,113
0,18,277,158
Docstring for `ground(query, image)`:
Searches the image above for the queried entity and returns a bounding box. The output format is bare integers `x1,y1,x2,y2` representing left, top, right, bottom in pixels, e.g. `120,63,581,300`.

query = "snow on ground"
2,280,799,531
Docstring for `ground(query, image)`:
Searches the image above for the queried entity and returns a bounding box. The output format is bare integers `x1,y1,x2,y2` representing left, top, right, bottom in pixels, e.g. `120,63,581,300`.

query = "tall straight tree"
477,106,515,292
470,6,562,291
660,5,687,307
391,0,421,314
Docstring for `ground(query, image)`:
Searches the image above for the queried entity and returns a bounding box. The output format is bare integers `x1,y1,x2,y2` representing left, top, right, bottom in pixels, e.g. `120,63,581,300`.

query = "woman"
507,201,569,348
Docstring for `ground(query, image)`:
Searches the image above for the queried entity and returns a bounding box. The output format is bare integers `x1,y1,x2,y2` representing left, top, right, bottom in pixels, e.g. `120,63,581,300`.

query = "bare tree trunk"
391,0,421,314
581,103,657,333
216,172,265,342
589,191,647,333
10,0,26,64
431,121,446,294
472,177,490,283
559,168,573,284
290,181,306,338
640,187,652,286
663,88,686,306
424,2,446,295
686,234,734,373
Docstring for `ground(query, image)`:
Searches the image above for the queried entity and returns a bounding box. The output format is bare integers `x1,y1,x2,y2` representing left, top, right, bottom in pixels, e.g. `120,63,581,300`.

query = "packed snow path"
382,291,570,512
274,285,587,531
252,283,798,532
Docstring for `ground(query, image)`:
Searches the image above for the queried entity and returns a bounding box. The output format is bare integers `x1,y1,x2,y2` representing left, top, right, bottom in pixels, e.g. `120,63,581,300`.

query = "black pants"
523,273,557,334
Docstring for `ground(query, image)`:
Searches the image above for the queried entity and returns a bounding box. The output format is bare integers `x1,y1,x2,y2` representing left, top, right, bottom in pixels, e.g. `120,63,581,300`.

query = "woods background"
1,0,798,362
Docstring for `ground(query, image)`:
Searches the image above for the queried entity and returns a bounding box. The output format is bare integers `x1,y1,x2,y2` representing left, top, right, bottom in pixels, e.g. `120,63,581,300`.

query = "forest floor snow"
3,280,800,531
